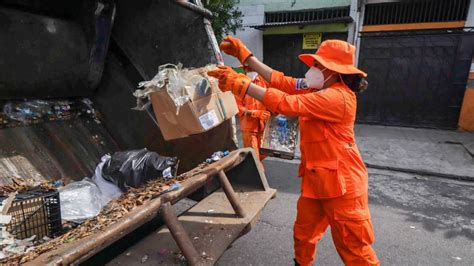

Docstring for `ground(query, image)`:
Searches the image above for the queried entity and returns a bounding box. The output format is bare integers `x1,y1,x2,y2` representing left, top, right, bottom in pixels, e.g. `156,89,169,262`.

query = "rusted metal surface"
160,202,201,266
28,199,163,266
107,188,277,265
0,118,119,185
218,170,246,218
27,149,262,265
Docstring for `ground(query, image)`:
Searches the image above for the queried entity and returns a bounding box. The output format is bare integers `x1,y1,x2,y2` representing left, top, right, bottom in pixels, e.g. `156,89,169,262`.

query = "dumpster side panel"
0,117,119,185
93,0,236,173
112,0,218,79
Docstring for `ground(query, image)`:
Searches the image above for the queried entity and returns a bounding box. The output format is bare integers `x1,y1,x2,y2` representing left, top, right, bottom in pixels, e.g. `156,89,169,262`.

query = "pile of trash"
0,98,101,128
1,149,229,264
60,149,178,223
4,158,219,264
0,179,58,260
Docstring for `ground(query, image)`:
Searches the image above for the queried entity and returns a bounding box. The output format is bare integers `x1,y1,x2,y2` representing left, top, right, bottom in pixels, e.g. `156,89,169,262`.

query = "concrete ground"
354,125,474,180
218,160,474,266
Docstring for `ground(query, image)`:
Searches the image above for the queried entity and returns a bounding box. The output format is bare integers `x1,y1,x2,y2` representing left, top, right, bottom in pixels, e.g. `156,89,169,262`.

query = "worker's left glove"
220,36,253,64
208,65,251,100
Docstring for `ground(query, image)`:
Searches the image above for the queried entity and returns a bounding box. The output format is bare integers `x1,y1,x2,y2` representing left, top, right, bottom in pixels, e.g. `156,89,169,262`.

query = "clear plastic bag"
133,64,216,113
59,178,107,223
92,154,123,202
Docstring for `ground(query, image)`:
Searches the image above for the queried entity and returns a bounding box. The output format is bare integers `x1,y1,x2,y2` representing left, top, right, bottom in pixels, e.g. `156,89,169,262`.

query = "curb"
365,163,474,182
268,157,474,182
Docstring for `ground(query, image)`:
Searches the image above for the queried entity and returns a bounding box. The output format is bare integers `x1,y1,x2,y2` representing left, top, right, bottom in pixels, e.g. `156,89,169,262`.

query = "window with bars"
264,6,351,26
364,0,470,25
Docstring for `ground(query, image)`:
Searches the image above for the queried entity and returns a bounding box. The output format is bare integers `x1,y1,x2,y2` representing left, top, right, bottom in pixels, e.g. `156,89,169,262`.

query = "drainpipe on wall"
353,0,365,67
465,0,474,27
347,0,359,44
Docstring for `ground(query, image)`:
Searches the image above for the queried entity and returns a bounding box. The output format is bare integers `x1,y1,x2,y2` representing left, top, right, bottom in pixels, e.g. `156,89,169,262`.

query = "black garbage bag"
102,149,178,192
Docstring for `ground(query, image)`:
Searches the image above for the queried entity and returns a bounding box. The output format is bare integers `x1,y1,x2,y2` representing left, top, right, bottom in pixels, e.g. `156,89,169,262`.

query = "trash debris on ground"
261,115,299,160
102,149,179,192
0,232,36,259
0,98,102,128
0,178,54,195
174,252,187,264
141,254,148,263
0,215,12,225
0,193,16,215
206,150,229,163
158,248,172,256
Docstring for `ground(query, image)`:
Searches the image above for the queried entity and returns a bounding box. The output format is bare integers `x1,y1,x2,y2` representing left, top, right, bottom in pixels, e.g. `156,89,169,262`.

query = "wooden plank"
107,188,276,265
362,21,466,32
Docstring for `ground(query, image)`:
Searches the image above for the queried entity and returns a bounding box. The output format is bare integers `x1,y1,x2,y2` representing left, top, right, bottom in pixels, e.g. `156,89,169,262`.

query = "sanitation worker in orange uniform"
234,66,270,161
209,37,379,266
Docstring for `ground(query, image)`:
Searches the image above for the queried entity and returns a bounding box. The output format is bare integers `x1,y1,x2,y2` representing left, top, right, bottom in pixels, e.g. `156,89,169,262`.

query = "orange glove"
208,65,251,100
249,110,270,121
220,36,253,64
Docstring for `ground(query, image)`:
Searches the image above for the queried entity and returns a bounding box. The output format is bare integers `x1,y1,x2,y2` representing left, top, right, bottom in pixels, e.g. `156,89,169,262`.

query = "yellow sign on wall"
303,33,322,49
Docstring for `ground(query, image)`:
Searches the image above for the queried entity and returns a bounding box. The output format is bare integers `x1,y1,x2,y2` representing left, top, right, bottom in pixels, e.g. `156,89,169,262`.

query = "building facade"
227,0,474,129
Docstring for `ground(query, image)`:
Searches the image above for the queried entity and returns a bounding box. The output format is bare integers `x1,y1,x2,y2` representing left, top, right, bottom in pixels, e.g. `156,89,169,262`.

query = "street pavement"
354,125,474,181
217,159,474,265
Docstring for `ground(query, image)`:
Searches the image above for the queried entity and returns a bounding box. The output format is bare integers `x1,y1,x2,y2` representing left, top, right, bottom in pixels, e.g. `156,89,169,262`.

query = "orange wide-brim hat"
298,40,367,78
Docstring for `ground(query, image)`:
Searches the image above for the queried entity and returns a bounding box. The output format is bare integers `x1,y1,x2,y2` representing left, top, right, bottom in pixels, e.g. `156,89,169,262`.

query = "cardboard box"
150,88,238,140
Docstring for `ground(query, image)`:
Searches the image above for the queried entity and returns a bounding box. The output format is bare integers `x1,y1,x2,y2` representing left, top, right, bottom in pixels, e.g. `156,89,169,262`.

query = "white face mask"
304,67,331,90
246,71,258,81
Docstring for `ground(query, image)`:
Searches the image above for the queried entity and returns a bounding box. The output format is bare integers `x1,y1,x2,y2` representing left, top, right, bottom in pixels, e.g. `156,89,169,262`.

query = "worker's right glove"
220,36,253,64
208,65,251,100
249,110,270,121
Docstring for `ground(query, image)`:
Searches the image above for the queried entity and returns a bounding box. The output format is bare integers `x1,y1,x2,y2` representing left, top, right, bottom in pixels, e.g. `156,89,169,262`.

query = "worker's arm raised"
245,56,309,95
219,36,308,95
208,65,343,122
247,84,345,122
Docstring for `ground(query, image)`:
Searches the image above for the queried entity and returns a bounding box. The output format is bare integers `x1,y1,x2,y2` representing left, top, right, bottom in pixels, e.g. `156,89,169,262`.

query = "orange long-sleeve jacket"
235,75,270,133
262,70,368,199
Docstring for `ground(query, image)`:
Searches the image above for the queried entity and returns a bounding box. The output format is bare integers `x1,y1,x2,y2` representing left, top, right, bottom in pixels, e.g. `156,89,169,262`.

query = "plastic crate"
260,115,299,160
4,190,62,239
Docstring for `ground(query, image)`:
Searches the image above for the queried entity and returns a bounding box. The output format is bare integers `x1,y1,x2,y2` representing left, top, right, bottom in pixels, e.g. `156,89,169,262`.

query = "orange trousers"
241,131,266,161
294,194,379,266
